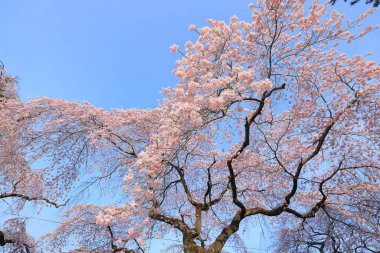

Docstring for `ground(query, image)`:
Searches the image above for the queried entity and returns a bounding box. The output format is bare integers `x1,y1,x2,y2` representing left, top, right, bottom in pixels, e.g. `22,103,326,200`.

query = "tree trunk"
183,236,207,253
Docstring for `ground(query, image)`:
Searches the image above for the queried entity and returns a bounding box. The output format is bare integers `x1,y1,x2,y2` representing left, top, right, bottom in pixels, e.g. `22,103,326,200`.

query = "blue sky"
0,0,379,252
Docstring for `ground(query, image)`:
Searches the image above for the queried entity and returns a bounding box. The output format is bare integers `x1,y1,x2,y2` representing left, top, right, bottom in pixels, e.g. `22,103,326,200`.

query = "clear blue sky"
0,0,379,252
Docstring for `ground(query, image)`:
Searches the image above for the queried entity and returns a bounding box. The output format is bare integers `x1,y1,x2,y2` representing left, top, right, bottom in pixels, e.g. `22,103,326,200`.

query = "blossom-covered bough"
0,65,66,252
3,0,379,252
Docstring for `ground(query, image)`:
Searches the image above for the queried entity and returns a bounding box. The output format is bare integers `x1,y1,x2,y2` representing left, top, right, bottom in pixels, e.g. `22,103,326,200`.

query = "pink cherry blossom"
189,24,196,32
169,43,179,53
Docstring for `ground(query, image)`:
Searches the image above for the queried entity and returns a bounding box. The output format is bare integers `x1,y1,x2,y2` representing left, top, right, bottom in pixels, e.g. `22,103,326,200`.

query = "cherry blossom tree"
0,65,63,252
9,0,380,252
0,219,38,253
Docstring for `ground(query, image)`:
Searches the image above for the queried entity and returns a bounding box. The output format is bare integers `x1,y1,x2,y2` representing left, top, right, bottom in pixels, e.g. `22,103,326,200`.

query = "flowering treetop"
1,0,379,252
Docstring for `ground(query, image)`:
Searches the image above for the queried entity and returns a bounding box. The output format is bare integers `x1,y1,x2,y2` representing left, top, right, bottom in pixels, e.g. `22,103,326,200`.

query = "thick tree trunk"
207,211,244,253
183,236,207,253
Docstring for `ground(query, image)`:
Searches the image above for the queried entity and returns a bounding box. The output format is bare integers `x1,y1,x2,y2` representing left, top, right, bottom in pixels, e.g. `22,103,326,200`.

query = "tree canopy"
0,0,379,252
